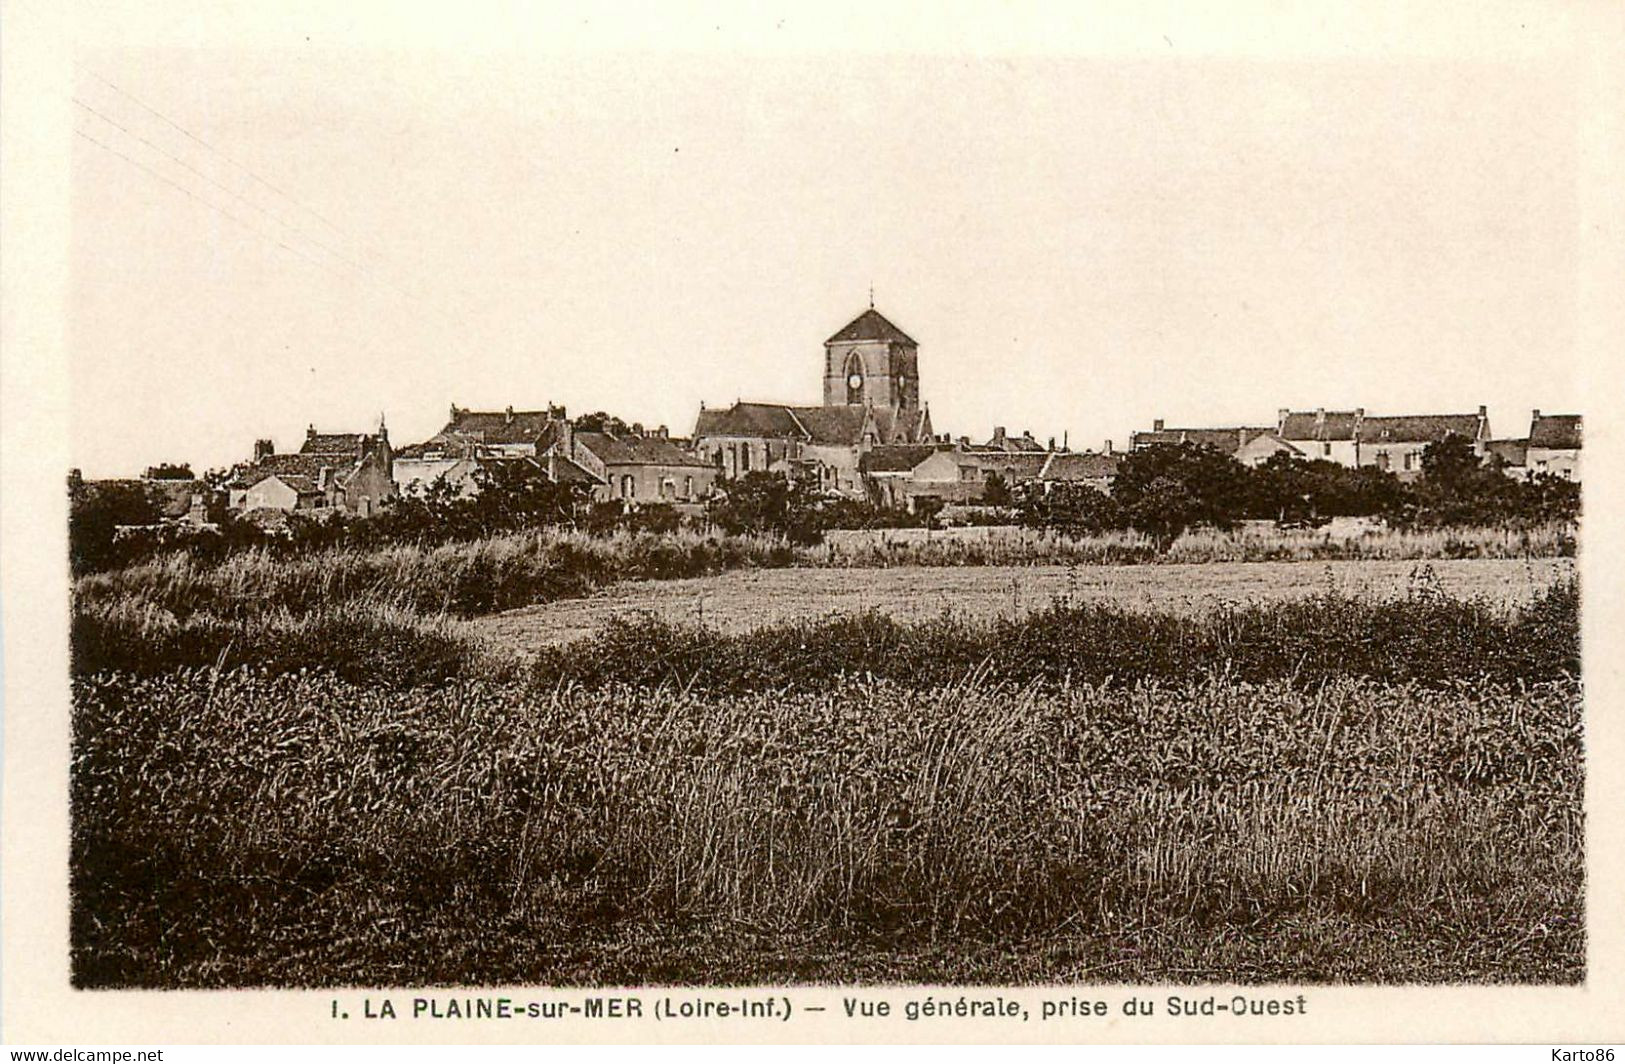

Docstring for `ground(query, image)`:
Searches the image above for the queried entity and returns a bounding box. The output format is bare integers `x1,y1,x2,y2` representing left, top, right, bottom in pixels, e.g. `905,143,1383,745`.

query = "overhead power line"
73,95,407,294
71,60,477,346
74,125,329,269
76,61,348,239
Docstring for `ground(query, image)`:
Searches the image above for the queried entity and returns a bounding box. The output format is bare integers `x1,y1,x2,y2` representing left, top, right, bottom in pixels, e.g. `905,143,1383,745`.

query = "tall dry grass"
74,521,1576,626
72,669,1582,986
813,521,1576,568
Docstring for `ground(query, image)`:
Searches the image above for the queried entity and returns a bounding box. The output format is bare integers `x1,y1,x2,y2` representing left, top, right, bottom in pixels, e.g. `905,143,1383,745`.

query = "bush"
531,578,1579,694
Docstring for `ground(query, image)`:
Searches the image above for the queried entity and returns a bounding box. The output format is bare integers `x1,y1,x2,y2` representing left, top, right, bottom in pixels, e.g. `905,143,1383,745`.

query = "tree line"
70,435,1577,575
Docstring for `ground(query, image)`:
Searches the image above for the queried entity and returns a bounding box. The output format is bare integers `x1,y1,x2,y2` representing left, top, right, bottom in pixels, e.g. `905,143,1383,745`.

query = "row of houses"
180,307,1582,520
1131,407,1582,482
219,407,722,518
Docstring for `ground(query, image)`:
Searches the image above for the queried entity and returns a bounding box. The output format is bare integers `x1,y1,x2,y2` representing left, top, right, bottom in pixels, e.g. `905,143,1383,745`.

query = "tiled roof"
1360,414,1482,444
269,474,322,495
826,308,918,346
979,432,1047,453
438,409,555,445
1039,452,1122,481
1133,427,1272,453
695,402,807,439
790,406,870,445
301,432,365,456
860,445,938,473
1238,433,1305,457
231,448,379,492
696,401,929,446
574,431,712,468
963,452,1052,482
1529,413,1581,450
1279,411,1362,442
545,453,607,485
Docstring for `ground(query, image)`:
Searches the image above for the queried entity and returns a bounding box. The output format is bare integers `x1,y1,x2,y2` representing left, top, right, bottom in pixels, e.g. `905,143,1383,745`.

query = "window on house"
621,475,634,499
684,475,694,498
1376,451,1389,472
741,445,751,472
713,448,723,470
1322,442,1331,457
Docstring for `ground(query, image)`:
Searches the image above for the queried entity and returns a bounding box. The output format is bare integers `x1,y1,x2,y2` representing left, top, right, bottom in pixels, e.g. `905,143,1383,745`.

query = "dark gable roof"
826,308,917,346
439,409,555,445
1485,438,1529,466
1040,452,1122,480
794,406,870,446
1279,411,1362,442
695,402,806,439
232,450,375,491
1529,413,1581,450
860,444,938,474
574,431,711,468
268,474,322,496
695,403,870,446
1134,427,1272,453
544,453,607,485
1361,414,1481,444
963,452,1052,481
301,432,365,456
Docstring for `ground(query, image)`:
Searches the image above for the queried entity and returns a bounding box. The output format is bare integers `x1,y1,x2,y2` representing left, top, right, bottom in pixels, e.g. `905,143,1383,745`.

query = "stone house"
1356,408,1490,478
398,404,714,505
1235,433,1305,467
228,423,396,515
1525,411,1581,481
1277,409,1365,466
540,420,717,504
1034,450,1122,494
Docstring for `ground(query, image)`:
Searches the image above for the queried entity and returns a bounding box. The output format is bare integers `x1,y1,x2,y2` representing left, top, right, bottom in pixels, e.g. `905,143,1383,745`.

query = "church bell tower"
823,306,920,413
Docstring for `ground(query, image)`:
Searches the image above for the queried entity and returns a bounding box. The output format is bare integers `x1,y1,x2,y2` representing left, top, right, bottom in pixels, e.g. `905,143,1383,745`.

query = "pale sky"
63,5,1598,477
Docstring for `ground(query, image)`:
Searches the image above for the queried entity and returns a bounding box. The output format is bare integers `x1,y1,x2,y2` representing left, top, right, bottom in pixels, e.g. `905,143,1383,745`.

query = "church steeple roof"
826,308,917,346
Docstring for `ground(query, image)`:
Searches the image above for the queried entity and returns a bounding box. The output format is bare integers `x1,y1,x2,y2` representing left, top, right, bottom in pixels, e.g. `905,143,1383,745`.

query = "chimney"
1048,437,1056,452
958,436,970,448
1278,408,1290,431
1104,439,1114,454
993,426,1007,445
450,403,461,422
505,405,514,424
1063,430,1069,451
1532,409,1541,422
254,438,274,461
377,414,389,445
657,425,669,439
1152,418,1164,432
307,424,317,441
1478,404,1487,417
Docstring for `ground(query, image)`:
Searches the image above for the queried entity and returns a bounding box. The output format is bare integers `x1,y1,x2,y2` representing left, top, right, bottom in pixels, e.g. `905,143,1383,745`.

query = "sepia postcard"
3,0,1624,1048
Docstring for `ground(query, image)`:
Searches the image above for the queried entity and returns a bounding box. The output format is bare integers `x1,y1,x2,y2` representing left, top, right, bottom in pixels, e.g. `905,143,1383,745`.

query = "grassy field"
69,570,1583,987
72,663,1581,987
477,556,1574,650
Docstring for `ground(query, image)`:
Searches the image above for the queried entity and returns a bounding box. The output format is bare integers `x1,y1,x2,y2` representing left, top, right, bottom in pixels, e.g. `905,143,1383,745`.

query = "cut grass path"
475,556,1575,652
